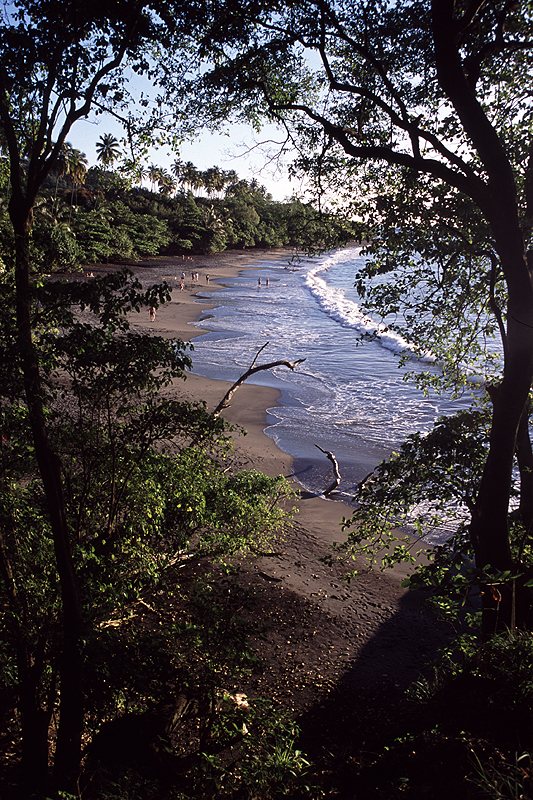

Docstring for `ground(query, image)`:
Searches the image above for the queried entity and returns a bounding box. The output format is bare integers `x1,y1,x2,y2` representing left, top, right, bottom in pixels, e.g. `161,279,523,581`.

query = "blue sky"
68,115,304,201
60,43,309,201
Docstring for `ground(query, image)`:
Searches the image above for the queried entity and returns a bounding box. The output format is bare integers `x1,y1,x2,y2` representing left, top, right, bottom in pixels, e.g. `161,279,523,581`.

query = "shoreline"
86,246,432,563
122,248,299,474
88,249,425,553
76,250,449,712
111,248,352,540
106,249,430,560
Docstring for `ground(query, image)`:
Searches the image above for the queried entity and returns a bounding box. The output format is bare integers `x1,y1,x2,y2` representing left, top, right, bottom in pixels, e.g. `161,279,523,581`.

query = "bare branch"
213,343,305,416
315,443,341,496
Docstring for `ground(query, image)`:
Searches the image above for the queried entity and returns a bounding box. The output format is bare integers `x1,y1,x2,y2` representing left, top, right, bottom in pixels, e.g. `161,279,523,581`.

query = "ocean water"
188,245,477,514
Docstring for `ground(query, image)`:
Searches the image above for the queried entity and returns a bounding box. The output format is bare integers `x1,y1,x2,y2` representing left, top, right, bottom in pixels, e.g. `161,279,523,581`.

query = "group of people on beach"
177,271,208,291
149,267,271,324
148,270,211,320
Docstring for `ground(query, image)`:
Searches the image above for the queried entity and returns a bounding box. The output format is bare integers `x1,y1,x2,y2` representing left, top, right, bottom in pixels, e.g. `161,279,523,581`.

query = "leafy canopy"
0,0,211,207
0,268,296,784
185,0,533,386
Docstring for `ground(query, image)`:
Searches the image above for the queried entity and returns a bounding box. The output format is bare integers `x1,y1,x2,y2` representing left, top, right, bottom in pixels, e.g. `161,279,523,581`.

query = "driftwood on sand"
314,444,341,496
213,342,306,416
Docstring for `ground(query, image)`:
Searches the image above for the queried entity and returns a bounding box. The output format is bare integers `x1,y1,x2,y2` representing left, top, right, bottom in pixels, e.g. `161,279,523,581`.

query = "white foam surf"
304,252,436,363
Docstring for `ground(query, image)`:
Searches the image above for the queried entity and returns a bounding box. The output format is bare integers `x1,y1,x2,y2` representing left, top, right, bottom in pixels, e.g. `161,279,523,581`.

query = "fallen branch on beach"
213,342,306,416
315,444,341,496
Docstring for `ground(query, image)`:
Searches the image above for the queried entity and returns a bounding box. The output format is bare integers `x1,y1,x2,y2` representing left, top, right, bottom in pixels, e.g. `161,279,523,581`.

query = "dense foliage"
0,158,357,271
0,0,356,791
0,270,299,796
3,0,533,793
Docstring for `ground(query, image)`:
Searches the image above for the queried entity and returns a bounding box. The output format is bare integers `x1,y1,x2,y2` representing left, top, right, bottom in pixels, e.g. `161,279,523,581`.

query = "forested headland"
0,153,357,271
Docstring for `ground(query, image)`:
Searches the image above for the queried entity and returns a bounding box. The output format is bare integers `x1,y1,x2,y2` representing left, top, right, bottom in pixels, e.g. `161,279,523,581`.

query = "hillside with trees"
0,147,356,272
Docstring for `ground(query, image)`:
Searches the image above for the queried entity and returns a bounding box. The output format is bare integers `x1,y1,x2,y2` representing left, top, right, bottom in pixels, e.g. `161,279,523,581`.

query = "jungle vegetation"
0,155,357,272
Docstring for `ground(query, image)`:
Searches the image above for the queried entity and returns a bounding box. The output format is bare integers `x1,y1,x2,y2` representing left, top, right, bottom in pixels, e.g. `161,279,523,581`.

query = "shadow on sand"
295,584,454,793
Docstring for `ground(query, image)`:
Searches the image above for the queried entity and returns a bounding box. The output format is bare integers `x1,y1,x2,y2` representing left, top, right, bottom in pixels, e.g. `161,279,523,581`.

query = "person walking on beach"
149,307,156,322
205,274,209,284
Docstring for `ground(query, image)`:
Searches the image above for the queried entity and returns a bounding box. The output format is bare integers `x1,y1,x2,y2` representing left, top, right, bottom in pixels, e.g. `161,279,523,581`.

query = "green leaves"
333,408,492,616
0,264,297,783
364,409,489,509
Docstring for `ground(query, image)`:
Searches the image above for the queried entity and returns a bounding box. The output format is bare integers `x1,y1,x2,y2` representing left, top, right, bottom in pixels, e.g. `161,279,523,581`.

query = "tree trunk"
10,196,84,788
471,232,533,633
432,0,533,632
19,675,53,786
516,403,533,536
0,529,51,783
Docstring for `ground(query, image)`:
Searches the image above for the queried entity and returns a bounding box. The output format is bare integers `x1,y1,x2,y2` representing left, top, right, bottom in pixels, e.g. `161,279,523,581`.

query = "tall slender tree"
171,156,183,184
148,163,163,192
0,0,216,787
157,167,176,195
65,147,88,219
51,141,72,216
181,160,202,194
95,133,121,167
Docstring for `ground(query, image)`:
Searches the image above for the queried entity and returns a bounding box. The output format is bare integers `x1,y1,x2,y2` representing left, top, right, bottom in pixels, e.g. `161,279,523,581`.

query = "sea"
188,244,483,538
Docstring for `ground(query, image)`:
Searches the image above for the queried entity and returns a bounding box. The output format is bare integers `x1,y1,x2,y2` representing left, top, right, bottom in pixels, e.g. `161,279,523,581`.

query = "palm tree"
157,169,176,196
65,147,88,221
66,148,88,188
223,170,239,196
181,161,201,195
95,133,121,168
51,141,73,217
203,166,225,198
201,168,214,197
148,164,163,193
171,158,182,182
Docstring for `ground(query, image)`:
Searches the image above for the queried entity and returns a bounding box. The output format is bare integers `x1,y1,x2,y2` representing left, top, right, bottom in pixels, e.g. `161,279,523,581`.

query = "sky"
68,115,306,202
56,33,312,202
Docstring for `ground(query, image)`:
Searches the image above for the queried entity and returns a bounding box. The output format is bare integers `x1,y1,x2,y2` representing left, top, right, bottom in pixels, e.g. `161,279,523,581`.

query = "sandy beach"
116,249,351,538
88,250,451,754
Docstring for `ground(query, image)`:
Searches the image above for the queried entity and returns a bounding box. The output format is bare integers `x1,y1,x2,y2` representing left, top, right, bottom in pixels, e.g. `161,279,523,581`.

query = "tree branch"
487,250,508,361
315,443,341,495
213,343,305,416
268,98,489,207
